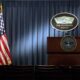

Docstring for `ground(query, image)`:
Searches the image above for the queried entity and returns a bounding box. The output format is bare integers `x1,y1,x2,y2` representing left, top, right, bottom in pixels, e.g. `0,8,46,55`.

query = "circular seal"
60,36,77,52
50,12,79,31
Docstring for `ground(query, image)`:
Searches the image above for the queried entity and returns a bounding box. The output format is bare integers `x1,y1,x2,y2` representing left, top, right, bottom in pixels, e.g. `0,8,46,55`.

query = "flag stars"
0,29,5,35
0,13,5,35
1,32,3,35
4,30,5,32
0,15,2,19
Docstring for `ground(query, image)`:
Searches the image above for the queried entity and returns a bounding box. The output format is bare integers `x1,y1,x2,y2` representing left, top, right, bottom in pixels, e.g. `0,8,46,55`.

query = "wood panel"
47,37,80,53
47,37,80,65
48,54,80,65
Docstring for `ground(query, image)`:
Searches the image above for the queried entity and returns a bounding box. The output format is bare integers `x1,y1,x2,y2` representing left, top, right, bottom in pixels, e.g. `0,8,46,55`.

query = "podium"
47,37,80,65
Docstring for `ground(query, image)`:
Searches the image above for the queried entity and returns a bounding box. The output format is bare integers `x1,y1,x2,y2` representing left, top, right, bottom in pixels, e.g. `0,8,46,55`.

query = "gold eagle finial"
0,3,2,13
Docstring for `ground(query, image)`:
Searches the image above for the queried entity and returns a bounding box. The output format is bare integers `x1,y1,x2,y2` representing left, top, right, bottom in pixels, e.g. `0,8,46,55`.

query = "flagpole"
0,3,2,59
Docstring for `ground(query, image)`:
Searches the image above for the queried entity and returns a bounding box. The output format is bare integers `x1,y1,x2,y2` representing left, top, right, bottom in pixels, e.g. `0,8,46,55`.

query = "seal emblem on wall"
50,12,79,31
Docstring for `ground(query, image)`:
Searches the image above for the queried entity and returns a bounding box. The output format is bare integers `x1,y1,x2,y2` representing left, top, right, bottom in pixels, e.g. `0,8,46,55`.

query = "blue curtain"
2,0,80,65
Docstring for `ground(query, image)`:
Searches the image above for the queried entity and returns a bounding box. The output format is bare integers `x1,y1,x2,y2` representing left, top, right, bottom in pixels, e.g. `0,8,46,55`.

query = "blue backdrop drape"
2,0,80,65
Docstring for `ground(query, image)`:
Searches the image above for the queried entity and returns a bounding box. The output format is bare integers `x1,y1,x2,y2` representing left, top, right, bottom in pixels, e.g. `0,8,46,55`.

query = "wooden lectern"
47,37,80,65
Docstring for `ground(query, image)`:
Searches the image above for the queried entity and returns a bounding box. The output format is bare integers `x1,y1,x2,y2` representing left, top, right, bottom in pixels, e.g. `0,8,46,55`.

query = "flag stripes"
0,4,12,65
0,51,6,65
0,34,12,65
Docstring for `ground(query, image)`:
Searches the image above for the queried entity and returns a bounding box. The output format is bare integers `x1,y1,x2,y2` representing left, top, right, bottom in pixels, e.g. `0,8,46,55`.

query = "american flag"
0,4,12,65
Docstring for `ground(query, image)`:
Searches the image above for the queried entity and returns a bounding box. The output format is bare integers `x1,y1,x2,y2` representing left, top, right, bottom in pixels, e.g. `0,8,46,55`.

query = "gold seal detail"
60,36,77,52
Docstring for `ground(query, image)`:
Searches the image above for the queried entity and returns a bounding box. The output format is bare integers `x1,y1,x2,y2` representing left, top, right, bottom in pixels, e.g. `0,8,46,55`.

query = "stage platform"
0,65,80,80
